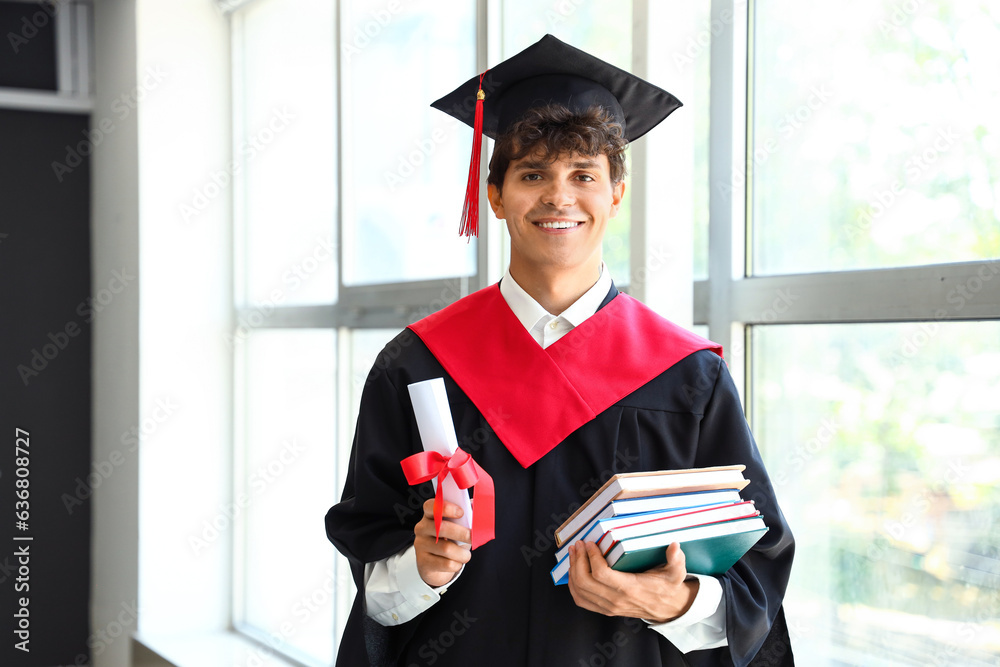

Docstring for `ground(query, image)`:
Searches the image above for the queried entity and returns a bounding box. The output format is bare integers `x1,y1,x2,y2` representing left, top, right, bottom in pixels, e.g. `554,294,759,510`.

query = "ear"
487,183,506,220
609,180,626,218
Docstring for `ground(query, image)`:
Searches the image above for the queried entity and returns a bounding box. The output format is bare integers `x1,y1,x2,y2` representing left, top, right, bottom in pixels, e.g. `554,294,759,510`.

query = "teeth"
536,221,580,229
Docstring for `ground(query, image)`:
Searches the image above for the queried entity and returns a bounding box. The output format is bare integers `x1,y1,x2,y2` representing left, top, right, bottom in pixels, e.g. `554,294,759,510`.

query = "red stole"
408,284,722,468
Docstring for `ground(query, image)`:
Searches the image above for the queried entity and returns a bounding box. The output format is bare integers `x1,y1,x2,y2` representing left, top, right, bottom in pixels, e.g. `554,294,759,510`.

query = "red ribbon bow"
400,448,495,549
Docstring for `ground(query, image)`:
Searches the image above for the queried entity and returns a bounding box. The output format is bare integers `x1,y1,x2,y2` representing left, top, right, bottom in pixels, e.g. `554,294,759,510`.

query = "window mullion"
707,0,749,390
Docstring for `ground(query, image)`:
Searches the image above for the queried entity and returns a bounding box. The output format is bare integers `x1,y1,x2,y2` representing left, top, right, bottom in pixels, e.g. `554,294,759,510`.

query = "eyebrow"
511,158,602,172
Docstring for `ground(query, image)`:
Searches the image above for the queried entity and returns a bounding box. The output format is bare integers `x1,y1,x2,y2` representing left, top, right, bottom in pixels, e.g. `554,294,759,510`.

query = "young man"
327,35,794,666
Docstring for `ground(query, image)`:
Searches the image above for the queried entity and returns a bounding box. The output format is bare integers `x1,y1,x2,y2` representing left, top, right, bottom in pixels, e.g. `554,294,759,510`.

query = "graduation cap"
431,34,682,237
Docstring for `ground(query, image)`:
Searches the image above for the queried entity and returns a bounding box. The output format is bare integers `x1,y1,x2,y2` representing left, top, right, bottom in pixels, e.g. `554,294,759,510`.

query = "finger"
414,516,473,544
568,544,622,615
415,550,467,587
567,545,600,609
663,542,688,582
580,541,635,599
417,499,472,543
583,541,613,578
569,545,608,597
422,498,464,520
414,534,472,564
568,542,594,580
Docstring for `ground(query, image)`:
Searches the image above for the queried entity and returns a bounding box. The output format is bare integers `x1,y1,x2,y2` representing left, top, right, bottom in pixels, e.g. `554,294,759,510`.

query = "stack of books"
550,465,767,585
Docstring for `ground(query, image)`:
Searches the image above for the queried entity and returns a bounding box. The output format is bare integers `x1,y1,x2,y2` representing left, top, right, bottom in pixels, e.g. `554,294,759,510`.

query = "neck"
508,257,602,315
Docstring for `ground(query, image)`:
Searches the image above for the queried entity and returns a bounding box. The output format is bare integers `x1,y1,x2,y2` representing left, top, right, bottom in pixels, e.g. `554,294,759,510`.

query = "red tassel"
459,72,488,239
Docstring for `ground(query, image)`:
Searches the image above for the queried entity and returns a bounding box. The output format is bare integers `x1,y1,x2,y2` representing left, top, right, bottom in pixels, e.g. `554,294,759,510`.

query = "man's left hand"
567,541,698,623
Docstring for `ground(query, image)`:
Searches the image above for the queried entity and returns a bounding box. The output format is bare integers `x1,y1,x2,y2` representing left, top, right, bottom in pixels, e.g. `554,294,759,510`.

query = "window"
229,1,709,662
749,0,1000,275
340,0,477,285
237,329,337,662
236,0,338,307
223,1,1000,664
752,322,1000,663
696,1,1000,664
501,1,635,280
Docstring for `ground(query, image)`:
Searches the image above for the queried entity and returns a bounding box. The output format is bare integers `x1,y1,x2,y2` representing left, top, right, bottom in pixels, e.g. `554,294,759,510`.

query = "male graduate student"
326,35,794,666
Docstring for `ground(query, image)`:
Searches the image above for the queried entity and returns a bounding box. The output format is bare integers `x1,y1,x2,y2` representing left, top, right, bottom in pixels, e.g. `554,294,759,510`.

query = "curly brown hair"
486,104,628,193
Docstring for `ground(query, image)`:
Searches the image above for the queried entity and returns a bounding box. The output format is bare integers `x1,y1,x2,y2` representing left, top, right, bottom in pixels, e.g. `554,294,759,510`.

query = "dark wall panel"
0,2,59,91
0,108,91,665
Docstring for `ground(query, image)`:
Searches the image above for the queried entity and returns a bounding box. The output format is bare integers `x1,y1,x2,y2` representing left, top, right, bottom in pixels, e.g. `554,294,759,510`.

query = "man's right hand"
414,498,472,587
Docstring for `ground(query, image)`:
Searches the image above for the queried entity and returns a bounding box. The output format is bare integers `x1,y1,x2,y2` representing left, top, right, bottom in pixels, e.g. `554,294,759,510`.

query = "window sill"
133,631,301,667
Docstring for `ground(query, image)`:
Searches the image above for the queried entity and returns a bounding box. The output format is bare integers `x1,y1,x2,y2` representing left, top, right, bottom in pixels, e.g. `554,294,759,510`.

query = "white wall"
134,0,232,637
92,0,232,664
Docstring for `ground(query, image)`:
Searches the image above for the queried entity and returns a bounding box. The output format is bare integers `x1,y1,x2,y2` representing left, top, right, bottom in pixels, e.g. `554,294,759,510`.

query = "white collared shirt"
364,265,727,653
499,262,613,349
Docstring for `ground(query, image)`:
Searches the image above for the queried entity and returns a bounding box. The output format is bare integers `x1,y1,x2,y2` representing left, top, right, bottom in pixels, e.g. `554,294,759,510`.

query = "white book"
554,465,749,547
593,501,758,553
551,514,767,585
552,491,743,564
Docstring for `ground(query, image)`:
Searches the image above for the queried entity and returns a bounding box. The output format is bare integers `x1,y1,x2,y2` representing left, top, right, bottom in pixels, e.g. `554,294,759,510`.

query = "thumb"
664,542,688,581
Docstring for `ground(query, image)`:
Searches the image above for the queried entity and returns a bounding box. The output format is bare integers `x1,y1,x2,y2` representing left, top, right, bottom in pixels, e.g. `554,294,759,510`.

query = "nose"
542,178,575,208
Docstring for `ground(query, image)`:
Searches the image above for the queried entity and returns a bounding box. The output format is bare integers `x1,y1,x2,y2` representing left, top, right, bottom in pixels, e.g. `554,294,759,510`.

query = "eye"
523,173,542,181
576,173,595,182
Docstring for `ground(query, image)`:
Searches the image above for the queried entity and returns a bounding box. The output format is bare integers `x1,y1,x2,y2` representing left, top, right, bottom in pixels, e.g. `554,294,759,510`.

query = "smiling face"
487,150,625,282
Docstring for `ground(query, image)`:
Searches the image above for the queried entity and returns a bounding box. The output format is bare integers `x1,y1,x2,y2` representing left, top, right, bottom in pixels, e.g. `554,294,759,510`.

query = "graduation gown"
326,284,795,667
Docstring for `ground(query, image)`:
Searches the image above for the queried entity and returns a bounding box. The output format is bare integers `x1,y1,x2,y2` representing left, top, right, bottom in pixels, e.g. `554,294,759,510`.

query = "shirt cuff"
364,545,462,626
645,574,728,653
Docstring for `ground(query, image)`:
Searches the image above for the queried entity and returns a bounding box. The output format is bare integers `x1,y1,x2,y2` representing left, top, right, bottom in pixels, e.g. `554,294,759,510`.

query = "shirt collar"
499,262,613,332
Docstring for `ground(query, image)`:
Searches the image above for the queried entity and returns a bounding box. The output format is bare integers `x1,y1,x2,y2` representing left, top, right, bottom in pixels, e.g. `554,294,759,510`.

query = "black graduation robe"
326,284,795,667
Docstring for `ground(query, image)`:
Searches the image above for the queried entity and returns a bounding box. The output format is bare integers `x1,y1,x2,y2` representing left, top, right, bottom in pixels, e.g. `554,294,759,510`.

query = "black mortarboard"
431,34,682,237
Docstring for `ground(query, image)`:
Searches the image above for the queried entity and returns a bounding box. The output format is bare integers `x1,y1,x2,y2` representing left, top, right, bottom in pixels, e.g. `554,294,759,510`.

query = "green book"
607,516,768,576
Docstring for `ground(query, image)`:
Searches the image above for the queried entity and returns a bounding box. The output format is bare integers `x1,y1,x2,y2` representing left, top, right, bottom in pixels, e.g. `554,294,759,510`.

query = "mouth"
533,220,583,230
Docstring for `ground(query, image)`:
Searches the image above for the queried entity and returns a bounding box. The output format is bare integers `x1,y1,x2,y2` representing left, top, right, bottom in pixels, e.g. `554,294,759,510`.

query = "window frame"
696,0,1000,404
225,0,796,664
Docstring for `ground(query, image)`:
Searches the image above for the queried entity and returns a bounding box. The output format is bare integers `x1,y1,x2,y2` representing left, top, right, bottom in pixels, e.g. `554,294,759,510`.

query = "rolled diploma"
407,378,473,536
